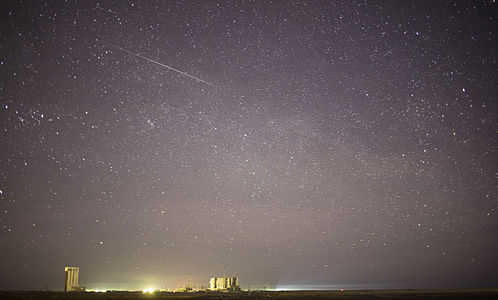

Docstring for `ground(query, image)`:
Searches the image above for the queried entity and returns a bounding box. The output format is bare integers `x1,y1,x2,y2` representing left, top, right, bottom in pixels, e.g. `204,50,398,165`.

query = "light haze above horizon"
0,0,497,291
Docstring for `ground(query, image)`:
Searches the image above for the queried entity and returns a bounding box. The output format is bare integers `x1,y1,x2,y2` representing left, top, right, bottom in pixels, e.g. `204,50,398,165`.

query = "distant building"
177,285,193,293
177,278,194,292
209,277,240,292
64,267,85,292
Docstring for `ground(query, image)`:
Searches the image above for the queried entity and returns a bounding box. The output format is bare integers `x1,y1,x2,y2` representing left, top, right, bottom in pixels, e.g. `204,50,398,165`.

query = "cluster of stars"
0,0,496,291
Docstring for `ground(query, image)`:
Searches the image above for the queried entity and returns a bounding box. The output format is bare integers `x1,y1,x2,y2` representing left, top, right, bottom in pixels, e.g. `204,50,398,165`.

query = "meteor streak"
106,43,217,88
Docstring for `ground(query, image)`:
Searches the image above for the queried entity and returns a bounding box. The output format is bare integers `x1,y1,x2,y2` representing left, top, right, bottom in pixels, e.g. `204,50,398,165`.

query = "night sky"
1,0,497,291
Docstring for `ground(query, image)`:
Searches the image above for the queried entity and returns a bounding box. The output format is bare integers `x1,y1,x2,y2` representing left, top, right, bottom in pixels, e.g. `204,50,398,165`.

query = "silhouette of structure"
64,267,85,291
209,277,240,292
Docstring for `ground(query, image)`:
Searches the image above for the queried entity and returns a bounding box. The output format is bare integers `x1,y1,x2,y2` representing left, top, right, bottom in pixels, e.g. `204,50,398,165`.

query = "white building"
64,267,85,291
209,277,240,292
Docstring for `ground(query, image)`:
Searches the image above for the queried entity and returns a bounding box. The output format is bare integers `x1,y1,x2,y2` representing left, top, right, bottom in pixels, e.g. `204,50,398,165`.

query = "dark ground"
1,290,498,300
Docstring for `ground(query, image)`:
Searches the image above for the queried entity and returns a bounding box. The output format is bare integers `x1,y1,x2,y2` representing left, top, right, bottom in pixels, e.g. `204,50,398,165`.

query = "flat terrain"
1,290,498,300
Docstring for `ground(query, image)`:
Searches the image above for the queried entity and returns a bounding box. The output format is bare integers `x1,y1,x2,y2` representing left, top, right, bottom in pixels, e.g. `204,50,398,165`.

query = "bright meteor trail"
2,1,497,292
107,43,217,88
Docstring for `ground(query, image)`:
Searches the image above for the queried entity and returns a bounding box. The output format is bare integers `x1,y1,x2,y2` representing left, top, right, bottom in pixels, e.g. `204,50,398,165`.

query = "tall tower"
64,267,79,291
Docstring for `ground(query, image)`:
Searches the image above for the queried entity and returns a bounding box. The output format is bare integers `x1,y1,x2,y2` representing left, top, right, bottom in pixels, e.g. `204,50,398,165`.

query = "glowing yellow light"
143,288,155,293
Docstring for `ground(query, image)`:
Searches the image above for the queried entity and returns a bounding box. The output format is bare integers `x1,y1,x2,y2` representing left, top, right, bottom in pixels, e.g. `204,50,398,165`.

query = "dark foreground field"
1,290,498,300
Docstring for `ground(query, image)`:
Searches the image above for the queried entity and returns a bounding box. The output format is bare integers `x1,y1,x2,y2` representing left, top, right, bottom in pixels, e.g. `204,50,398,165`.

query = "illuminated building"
178,277,194,292
209,277,240,292
64,267,85,292
177,285,193,292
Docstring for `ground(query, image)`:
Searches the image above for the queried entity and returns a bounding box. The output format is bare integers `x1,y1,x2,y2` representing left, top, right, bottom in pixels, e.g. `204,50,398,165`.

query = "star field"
0,0,497,291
